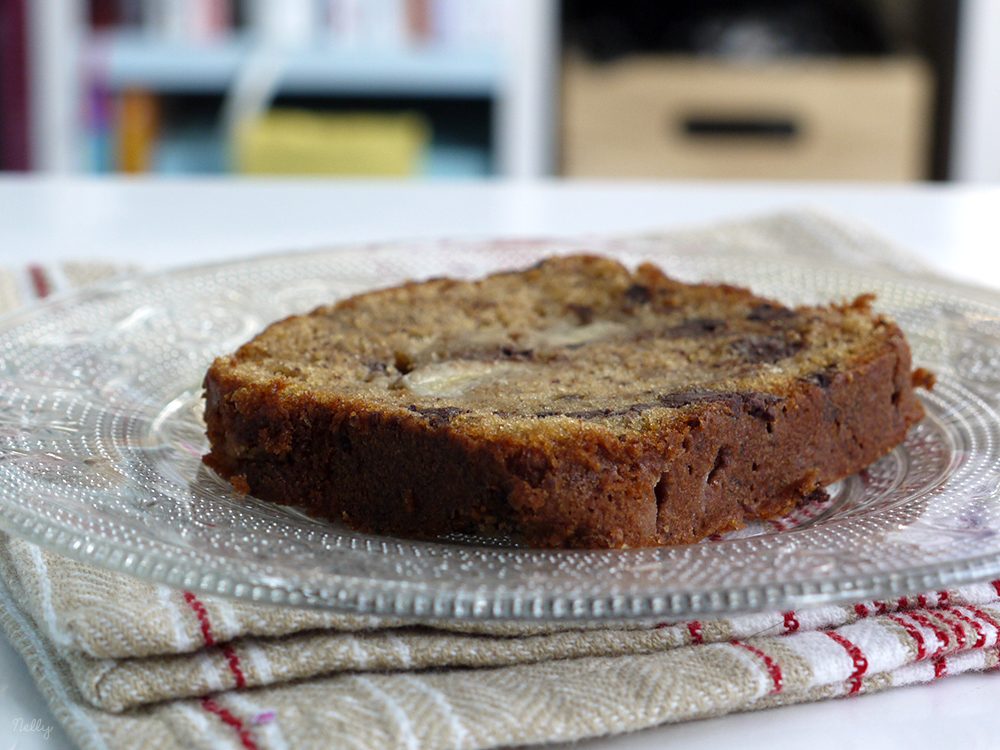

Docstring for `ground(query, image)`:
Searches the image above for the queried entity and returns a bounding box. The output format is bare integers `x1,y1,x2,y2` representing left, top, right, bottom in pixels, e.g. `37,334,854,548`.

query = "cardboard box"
561,56,932,180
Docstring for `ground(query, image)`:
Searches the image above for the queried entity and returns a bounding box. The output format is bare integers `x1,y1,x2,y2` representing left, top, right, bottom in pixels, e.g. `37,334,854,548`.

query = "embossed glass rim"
1,240,1000,620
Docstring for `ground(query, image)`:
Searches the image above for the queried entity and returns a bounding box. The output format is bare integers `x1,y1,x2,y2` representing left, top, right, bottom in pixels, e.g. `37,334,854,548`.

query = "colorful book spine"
83,0,502,47
405,0,431,44
116,89,159,173
88,0,120,29
0,0,30,170
87,78,115,173
323,0,499,47
141,0,232,41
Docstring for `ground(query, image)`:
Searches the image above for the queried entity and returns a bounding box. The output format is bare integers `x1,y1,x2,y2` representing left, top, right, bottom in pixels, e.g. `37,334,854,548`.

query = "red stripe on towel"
947,607,987,648
731,640,783,694
201,697,259,750
222,644,247,689
28,264,51,298
909,612,951,655
825,632,868,694
183,591,248,689
887,614,927,660
686,620,704,644
968,606,1000,636
183,591,216,647
936,610,967,650
934,657,948,680
782,611,800,633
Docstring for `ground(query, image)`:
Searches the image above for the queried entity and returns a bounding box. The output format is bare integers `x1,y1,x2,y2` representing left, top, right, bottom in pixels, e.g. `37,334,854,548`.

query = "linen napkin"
1,211,998,750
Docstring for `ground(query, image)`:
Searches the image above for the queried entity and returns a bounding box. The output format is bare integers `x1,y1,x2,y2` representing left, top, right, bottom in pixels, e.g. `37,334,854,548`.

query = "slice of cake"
203,255,929,548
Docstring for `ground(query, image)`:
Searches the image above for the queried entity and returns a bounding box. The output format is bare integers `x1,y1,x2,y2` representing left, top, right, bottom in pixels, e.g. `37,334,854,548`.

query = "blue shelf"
93,32,502,98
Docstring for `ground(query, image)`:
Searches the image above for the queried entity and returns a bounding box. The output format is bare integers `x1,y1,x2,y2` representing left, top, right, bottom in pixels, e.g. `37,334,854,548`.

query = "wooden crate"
561,56,932,180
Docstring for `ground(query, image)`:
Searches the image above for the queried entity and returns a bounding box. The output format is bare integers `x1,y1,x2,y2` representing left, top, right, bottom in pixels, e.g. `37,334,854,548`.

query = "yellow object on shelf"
116,89,159,174
235,110,430,176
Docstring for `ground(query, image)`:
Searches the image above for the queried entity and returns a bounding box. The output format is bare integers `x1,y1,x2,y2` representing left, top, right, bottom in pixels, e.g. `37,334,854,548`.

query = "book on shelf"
235,109,429,176
86,79,115,173
115,89,159,172
404,0,431,44
90,0,232,37
0,0,30,170
82,0,502,48
145,0,233,43
70,0,502,177
89,0,121,29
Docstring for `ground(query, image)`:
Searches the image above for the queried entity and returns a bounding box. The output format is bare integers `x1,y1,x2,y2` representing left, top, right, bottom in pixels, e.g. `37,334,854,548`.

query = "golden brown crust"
202,255,926,548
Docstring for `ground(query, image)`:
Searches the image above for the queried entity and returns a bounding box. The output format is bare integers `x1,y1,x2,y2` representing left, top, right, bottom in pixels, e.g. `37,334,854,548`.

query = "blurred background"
0,0,996,181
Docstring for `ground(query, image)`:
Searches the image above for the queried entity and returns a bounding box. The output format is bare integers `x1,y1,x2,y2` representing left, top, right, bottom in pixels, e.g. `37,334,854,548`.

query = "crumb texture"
203,254,926,548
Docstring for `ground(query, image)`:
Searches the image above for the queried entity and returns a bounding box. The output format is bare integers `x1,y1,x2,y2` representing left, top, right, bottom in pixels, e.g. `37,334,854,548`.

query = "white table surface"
1,176,999,750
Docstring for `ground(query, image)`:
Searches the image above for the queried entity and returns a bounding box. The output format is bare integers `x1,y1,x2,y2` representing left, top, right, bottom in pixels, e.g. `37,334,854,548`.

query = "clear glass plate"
2,240,1000,621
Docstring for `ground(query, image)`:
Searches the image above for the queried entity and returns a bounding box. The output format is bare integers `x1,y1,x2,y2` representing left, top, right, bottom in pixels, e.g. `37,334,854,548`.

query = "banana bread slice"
203,254,929,548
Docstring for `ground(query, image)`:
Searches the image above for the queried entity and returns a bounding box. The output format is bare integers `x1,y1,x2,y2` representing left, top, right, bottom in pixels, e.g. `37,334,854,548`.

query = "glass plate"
3,240,1000,621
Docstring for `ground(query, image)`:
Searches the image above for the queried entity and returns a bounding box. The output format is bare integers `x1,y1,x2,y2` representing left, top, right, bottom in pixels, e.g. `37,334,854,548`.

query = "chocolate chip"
499,346,535,361
664,318,726,338
658,390,782,422
803,486,831,504
741,392,780,423
562,407,617,419
536,406,597,419
624,284,652,304
747,303,796,322
730,335,804,364
534,402,658,420
804,368,838,389
567,304,595,324
447,347,534,363
393,351,414,374
407,405,465,427
657,390,732,408
659,390,745,407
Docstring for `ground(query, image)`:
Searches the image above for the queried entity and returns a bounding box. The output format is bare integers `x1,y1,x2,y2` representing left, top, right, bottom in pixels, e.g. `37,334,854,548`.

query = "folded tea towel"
1,211,996,750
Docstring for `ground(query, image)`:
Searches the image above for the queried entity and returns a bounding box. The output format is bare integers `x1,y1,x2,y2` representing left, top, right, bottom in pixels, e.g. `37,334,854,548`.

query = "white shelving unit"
94,32,502,96
951,0,1000,181
27,0,559,178
26,0,83,173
